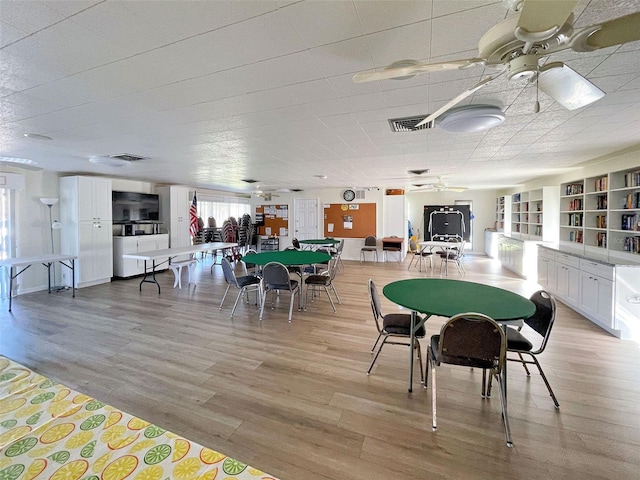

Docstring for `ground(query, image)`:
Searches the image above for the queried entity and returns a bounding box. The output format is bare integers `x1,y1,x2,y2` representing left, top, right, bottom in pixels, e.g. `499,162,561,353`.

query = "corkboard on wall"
323,203,376,238
256,204,289,236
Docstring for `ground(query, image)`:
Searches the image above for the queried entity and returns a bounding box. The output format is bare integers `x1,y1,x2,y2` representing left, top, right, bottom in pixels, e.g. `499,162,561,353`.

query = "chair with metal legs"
219,257,262,317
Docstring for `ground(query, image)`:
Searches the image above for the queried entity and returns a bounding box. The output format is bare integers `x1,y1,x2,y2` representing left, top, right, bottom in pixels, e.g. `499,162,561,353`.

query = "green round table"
383,278,536,392
299,238,340,247
244,250,331,266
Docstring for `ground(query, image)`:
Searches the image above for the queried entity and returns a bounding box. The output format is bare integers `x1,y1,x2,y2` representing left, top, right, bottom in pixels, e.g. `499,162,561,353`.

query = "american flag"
189,191,199,237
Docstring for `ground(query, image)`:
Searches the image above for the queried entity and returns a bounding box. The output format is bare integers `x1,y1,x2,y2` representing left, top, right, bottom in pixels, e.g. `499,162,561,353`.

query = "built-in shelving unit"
510,187,558,242
559,166,640,262
495,195,511,233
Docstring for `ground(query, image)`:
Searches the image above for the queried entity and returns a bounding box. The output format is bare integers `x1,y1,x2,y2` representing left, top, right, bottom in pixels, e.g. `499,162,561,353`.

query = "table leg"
71,259,75,298
8,267,14,312
46,262,52,293
408,310,416,392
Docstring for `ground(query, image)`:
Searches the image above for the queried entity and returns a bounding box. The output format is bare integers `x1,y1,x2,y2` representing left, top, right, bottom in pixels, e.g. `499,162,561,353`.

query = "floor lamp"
40,197,64,290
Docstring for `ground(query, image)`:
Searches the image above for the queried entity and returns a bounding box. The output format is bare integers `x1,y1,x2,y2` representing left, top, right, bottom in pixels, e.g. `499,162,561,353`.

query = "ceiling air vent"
355,190,366,200
389,115,435,132
241,179,259,183
109,153,148,162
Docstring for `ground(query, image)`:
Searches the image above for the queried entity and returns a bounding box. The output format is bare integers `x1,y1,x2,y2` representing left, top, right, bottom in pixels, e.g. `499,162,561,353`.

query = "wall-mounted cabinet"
510,187,558,243
559,167,640,263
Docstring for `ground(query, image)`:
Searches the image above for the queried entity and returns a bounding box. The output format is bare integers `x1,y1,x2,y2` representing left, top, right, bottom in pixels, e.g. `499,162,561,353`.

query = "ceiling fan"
353,0,640,127
411,177,467,193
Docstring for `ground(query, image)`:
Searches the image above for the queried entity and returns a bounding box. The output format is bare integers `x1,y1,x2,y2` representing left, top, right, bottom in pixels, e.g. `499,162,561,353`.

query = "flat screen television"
112,191,160,224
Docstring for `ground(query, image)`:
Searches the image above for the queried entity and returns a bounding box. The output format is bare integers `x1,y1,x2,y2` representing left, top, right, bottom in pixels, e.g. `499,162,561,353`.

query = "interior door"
294,198,318,240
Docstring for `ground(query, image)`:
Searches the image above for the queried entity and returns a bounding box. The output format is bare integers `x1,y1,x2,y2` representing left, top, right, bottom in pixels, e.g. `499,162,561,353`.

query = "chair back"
438,313,505,372
292,238,301,249
409,238,418,253
367,279,383,333
336,238,344,254
220,257,238,287
208,217,216,228
525,290,556,352
262,262,294,291
242,249,258,275
364,235,377,247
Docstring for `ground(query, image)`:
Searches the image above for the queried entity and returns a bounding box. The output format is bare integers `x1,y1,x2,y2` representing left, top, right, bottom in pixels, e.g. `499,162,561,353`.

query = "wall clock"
342,189,356,202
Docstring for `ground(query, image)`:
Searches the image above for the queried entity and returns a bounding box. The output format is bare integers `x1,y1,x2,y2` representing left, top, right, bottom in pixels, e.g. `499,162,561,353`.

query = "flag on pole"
189,191,199,237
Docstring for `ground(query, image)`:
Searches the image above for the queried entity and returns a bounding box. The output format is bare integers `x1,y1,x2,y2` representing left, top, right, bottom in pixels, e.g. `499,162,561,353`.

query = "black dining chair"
260,261,300,322
219,257,262,317
426,312,513,447
304,258,340,313
367,279,425,382
360,236,378,262
408,238,433,271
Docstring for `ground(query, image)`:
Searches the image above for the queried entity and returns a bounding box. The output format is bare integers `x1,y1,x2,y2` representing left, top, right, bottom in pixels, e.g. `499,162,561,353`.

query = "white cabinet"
60,176,113,288
537,246,640,339
157,186,191,249
113,234,169,278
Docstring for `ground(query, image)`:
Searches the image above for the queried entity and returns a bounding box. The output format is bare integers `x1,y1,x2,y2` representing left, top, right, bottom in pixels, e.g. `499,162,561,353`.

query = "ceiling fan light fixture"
89,156,130,167
537,62,605,110
438,105,505,133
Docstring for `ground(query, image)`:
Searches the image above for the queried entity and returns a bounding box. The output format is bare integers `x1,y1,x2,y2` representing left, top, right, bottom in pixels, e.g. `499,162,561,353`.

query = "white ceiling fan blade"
445,187,468,192
537,62,604,110
570,12,640,52
414,74,498,128
515,0,577,43
352,58,484,83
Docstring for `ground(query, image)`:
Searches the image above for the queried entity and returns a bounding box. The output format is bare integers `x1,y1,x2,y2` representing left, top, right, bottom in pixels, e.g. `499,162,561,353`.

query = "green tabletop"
244,250,331,266
383,278,535,320
299,238,340,245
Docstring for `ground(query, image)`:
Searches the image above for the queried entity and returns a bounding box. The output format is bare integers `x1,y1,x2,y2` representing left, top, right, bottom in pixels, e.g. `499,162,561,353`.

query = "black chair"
360,236,378,262
367,279,425,382
427,312,512,447
505,290,559,408
292,238,301,249
260,262,300,322
304,258,340,313
219,257,262,317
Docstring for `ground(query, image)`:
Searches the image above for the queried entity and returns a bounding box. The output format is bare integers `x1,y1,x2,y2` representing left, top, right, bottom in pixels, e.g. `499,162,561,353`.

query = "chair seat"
305,275,331,286
361,246,377,251
383,313,425,337
267,280,299,290
237,275,261,288
505,327,534,351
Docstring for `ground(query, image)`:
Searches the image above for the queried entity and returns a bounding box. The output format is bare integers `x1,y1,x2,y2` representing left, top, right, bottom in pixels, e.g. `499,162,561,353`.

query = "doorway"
293,198,319,240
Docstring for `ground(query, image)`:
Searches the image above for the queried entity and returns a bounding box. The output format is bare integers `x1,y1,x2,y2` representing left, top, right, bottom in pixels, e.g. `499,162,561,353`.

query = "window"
196,195,251,225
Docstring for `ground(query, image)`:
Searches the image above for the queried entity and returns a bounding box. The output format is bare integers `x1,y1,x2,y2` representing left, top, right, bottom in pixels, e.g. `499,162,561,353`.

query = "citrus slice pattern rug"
0,356,278,480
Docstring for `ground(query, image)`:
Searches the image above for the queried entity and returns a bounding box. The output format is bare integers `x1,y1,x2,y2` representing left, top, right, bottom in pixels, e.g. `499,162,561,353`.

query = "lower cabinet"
113,235,169,278
537,246,640,339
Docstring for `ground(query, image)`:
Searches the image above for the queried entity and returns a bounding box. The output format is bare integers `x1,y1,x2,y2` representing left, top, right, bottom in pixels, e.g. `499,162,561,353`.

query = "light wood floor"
2,254,640,480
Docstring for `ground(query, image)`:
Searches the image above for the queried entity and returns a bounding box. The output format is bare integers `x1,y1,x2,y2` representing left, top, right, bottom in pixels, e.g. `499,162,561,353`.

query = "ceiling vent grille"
355,190,366,200
109,153,148,162
389,115,434,132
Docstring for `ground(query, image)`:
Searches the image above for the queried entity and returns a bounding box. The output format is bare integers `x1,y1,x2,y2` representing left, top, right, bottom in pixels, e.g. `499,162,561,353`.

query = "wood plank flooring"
2,254,640,480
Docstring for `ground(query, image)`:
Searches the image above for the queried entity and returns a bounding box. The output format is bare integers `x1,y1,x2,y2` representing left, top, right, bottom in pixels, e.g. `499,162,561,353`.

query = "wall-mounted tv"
112,191,160,224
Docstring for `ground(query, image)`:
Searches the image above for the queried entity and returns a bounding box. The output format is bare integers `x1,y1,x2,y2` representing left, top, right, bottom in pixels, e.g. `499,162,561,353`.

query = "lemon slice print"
0,426,32,446
5,437,38,457
172,439,190,462
104,412,123,430
0,358,9,370
132,465,163,480
128,439,156,454
222,458,246,475
58,405,84,418
100,425,127,444
24,458,47,480
50,459,89,480
108,433,140,451
40,423,75,444
248,467,265,475
48,400,74,417
91,452,113,474
0,398,26,414
196,467,218,480
65,431,94,450
172,457,201,480
101,455,139,480
199,448,225,465
72,394,91,405
27,444,55,458
126,419,150,431
52,388,71,402
38,379,58,389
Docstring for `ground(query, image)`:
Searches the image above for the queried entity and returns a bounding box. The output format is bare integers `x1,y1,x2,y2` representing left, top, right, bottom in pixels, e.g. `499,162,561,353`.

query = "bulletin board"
323,203,376,238
256,204,289,236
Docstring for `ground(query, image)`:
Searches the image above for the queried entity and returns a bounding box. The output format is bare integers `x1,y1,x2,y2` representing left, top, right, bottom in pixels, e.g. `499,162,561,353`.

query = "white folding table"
0,254,76,312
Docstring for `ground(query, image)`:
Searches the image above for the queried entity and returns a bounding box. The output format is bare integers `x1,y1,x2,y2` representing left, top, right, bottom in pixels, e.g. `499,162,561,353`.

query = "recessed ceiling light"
23,133,53,140
438,105,505,133
89,156,130,167
0,156,39,166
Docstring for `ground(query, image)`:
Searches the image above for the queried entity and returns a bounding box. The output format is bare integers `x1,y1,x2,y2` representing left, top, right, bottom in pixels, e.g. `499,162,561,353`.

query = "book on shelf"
596,215,607,228
624,236,640,254
568,212,583,226
596,232,607,248
565,183,584,195
624,171,640,188
594,176,608,192
568,230,583,243
596,194,607,210
568,198,583,211
621,214,638,231
623,192,640,209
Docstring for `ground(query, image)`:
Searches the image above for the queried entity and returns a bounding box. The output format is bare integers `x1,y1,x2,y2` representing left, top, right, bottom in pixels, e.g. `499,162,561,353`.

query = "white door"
294,198,318,240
